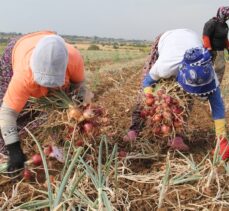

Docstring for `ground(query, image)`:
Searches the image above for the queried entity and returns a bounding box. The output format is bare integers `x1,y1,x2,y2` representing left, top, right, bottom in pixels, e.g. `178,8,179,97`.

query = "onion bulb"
68,106,84,121
32,154,42,166
23,169,32,180
161,124,171,135
83,122,93,134
145,98,154,106
83,108,95,120
152,114,162,122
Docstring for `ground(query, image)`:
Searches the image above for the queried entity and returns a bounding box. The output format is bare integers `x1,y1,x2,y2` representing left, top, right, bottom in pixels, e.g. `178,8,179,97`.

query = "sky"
0,0,228,40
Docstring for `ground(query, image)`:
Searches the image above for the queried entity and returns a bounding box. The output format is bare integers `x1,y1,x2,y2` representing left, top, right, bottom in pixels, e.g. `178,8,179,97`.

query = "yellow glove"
214,119,227,137
143,87,153,95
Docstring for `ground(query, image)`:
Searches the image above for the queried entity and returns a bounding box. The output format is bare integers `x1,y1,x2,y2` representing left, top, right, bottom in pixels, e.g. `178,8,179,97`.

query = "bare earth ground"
91,61,229,210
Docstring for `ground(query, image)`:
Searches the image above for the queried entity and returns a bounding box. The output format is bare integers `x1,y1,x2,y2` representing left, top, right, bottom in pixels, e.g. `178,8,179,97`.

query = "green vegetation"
88,44,100,50
81,49,147,65
0,43,6,56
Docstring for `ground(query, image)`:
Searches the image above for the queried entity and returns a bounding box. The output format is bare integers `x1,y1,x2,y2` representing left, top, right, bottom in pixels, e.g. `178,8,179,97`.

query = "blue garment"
143,73,158,88
208,87,225,120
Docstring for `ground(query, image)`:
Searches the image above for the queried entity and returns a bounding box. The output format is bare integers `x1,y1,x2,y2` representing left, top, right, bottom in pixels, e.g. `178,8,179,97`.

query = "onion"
164,96,172,104
157,89,165,97
171,106,182,114
44,145,53,156
118,150,127,158
163,111,172,121
153,126,161,135
75,140,84,147
123,131,137,142
83,108,95,120
140,110,149,119
145,93,154,99
32,154,42,166
149,107,156,116
68,106,83,121
152,114,162,122
23,169,32,180
145,98,154,106
161,124,171,135
161,102,168,109
173,119,183,128
83,122,93,134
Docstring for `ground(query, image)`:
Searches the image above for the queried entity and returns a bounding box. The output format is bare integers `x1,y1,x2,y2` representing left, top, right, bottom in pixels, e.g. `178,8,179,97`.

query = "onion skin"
68,106,84,121
145,98,154,106
173,120,183,128
171,106,182,114
145,93,154,99
153,126,161,135
83,109,95,120
75,140,84,147
152,114,162,122
83,123,94,134
32,154,42,166
118,150,127,158
157,89,165,97
23,169,32,180
123,131,137,142
163,111,172,121
164,96,172,104
140,110,149,119
161,125,171,135
44,146,53,156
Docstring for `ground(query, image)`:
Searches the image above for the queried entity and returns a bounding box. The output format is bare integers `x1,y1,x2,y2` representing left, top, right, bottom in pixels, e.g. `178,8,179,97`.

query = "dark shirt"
203,18,228,50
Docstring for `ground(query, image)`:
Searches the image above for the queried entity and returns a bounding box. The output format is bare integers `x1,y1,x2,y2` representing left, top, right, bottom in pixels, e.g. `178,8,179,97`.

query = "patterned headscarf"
176,47,217,96
216,6,229,22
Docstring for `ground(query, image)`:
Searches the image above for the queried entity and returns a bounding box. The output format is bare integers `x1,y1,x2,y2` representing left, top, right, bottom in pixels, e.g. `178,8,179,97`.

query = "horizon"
0,0,228,40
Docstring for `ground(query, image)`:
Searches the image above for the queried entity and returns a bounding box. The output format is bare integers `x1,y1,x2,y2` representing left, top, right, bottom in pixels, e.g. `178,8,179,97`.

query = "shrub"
87,44,100,50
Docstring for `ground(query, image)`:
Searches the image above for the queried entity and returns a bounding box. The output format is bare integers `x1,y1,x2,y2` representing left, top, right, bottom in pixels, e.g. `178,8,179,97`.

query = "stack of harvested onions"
67,104,104,136
141,80,191,138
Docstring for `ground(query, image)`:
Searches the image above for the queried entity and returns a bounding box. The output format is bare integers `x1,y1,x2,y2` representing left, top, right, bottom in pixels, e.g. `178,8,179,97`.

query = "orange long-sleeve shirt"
3,31,85,113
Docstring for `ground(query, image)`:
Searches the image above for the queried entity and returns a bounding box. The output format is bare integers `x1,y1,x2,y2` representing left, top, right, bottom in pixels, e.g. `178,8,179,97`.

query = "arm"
208,87,226,136
142,62,160,95
202,20,216,50
67,45,93,104
0,76,29,173
0,103,26,173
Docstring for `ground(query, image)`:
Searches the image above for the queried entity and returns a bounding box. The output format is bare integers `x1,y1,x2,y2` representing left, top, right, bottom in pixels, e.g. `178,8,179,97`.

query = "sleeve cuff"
144,87,153,95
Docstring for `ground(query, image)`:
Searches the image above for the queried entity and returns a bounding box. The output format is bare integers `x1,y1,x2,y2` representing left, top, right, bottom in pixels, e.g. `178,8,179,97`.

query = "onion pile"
66,104,105,139
142,88,186,137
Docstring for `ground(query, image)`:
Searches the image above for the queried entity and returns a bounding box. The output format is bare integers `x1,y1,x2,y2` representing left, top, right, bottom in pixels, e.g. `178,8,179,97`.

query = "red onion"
83,122,93,134
161,125,171,135
32,154,42,166
23,169,32,180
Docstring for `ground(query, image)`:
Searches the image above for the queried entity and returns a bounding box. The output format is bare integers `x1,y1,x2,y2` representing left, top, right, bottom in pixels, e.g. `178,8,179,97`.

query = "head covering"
30,35,68,88
176,47,217,96
216,6,229,22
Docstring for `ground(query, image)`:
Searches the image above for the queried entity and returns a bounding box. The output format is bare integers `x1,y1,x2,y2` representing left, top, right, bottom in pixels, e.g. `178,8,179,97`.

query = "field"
0,38,229,211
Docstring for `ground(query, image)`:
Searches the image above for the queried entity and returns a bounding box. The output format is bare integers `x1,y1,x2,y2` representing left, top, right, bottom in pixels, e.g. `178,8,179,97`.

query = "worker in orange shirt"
0,31,90,174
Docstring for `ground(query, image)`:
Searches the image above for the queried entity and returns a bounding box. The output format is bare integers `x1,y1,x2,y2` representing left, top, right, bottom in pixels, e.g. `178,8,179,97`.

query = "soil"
92,62,229,210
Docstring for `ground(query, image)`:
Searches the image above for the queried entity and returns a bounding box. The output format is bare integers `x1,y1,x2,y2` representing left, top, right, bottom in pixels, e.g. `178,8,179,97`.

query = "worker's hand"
72,87,94,105
217,137,229,160
208,50,216,62
6,142,26,176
